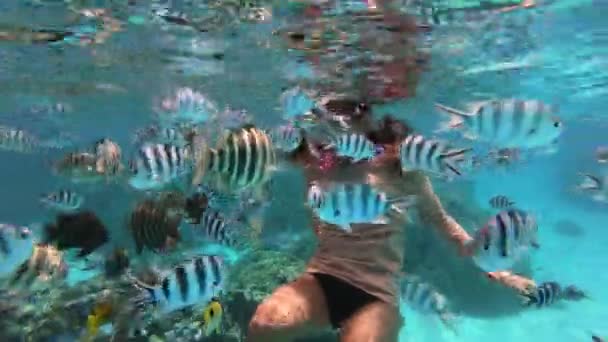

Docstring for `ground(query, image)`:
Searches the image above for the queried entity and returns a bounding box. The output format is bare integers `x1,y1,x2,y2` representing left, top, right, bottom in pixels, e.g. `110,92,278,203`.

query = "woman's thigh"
339,300,403,342
247,273,332,342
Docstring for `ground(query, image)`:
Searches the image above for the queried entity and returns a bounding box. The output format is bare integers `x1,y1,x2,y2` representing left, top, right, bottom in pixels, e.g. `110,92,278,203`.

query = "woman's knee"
247,275,330,342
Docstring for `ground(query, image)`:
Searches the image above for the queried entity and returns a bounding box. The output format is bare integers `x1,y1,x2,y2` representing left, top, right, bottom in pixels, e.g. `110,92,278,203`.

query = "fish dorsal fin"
435,103,474,117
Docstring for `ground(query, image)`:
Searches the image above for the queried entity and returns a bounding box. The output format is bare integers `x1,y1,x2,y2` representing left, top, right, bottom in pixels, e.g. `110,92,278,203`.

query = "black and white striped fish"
307,182,416,232
270,124,304,153
489,195,515,209
192,210,238,248
399,134,471,178
400,275,457,331
40,190,84,213
0,126,38,153
435,99,563,149
471,209,539,272
131,255,226,314
520,281,562,308
129,143,192,190
326,133,380,162
192,125,277,192
0,224,35,277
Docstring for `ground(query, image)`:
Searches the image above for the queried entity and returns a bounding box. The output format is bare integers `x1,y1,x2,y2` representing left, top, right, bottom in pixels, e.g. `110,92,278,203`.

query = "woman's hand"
487,271,537,295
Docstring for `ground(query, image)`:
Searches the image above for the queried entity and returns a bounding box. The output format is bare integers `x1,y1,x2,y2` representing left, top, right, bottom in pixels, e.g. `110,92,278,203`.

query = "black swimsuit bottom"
311,272,379,329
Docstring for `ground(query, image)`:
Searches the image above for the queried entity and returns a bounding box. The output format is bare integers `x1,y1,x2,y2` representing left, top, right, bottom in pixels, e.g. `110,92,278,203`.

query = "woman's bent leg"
247,273,332,342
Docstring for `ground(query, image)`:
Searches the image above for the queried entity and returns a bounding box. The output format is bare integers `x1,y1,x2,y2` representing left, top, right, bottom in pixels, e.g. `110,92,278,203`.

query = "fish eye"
553,121,561,128
209,309,215,317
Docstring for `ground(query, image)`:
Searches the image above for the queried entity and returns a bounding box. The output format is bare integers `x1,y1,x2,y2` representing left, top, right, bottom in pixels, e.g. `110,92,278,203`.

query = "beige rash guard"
298,145,535,306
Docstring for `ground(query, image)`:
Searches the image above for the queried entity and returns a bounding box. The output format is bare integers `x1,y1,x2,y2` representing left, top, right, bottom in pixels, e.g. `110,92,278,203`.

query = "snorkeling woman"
247,114,537,342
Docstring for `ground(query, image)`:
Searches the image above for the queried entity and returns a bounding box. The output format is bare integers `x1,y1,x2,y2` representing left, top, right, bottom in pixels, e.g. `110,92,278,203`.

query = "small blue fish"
307,182,416,232
325,133,379,162
280,86,317,119
131,255,226,314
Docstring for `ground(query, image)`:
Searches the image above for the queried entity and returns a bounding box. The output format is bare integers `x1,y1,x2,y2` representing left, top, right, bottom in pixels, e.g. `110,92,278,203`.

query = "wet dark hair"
367,115,412,145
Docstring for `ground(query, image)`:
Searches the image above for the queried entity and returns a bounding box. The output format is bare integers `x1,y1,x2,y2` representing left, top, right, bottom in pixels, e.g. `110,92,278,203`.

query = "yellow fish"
85,301,113,340
200,297,223,336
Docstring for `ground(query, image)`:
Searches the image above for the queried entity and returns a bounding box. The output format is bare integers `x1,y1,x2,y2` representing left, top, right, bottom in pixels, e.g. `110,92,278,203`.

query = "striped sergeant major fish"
192,125,277,193
0,126,39,153
470,209,539,272
400,275,457,333
131,255,226,314
521,281,588,308
325,133,381,163
129,143,192,190
193,210,238,248
435,99,563,149
40,190,84,213
0,224,35,277
270,123,304,153
489,195,515,209
399,134,471,178
520,281,562,308
307,182,416,232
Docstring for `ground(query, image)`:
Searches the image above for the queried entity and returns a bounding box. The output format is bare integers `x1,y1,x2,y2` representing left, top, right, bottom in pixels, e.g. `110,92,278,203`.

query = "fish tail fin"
389,195,417,214
434,103,472,133
577,173,602,191
439,148,472,176
438,311,459,336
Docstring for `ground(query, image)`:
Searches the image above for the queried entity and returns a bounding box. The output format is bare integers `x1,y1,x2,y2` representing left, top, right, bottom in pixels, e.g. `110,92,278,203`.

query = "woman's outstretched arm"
400,170,474,256
397,171,537,294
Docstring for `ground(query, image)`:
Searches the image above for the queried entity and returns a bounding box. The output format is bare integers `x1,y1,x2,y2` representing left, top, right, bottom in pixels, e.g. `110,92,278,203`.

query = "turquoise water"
0,0,606,341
